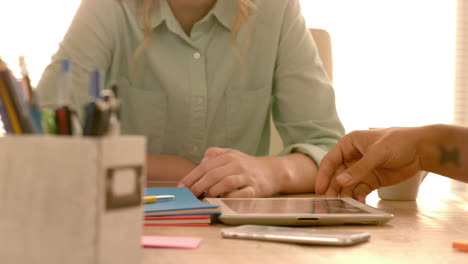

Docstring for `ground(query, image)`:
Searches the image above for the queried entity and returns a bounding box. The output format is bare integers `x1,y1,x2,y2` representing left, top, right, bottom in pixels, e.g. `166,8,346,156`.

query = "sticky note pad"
453,240,468,252
141,236,203,249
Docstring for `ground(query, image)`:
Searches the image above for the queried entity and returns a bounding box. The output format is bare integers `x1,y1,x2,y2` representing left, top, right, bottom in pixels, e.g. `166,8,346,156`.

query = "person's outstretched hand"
315,127,424,203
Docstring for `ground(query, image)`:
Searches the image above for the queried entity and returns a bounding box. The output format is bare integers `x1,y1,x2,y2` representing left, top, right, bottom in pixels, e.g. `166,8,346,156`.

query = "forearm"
419,124,468,182
146,155,196,182
266,153,318,194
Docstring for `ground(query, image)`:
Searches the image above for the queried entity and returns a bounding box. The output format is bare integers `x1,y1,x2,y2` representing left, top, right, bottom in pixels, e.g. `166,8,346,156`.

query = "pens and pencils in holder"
55,59,72,135
102,83,121,136
0,58,37,134
18,56,34,105
144,195,175,204
0,59,18,134
55,59,82,135
42,109,57,134
83,70,110,136
19,57,43,134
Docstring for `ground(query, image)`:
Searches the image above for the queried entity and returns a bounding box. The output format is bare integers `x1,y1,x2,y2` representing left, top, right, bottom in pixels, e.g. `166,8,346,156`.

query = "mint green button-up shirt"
37,0,344,164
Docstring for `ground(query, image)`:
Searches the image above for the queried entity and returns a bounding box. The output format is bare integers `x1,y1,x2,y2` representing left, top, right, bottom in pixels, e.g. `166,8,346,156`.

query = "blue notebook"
144,187,221,216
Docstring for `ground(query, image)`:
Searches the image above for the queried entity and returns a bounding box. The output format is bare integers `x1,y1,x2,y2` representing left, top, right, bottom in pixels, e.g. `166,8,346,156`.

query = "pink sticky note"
141,236,203,249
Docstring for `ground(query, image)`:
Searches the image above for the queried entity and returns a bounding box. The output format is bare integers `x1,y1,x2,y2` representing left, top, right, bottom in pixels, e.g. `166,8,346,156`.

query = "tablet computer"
205,197,393,226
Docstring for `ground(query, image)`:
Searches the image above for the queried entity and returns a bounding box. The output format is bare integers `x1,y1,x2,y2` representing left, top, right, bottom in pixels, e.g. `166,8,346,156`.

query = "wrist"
258,155,288,194
147,155,196,181
261,153,317,194
417,124,449,172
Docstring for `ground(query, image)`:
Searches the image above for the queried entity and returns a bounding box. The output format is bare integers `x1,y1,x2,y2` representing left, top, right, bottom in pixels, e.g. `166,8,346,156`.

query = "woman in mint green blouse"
37,0,344,198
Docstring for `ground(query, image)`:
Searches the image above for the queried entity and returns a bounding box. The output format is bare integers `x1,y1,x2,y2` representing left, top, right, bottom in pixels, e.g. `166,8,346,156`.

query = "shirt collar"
152,0,172,29
211,0,238,31
151,0,238,31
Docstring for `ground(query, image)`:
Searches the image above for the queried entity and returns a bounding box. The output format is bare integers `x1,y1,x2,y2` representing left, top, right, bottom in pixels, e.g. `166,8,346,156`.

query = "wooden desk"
144,174,468,263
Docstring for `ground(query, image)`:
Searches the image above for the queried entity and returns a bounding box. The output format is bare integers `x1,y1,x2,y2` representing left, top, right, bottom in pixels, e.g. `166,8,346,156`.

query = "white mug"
377,171,428,201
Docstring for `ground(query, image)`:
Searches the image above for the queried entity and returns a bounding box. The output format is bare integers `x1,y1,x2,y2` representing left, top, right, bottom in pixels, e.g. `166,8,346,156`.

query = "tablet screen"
221,198,370,214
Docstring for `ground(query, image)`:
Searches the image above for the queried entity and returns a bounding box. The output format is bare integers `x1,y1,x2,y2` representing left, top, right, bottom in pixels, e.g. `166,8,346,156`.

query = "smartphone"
220,225,370,246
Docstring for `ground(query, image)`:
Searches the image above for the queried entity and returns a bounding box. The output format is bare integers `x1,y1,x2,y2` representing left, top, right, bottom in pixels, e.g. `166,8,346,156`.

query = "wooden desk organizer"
0,135,146,264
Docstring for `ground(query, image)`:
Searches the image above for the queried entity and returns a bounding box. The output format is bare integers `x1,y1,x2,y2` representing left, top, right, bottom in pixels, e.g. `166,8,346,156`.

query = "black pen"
83,70,110,136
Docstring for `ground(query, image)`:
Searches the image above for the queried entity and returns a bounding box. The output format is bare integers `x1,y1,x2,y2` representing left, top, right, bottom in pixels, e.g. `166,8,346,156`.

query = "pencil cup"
377,171,428,201
0,135,146,264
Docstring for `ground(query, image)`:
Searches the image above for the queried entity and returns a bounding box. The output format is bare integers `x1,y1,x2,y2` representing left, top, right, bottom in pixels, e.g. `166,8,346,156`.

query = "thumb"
336,152,383,187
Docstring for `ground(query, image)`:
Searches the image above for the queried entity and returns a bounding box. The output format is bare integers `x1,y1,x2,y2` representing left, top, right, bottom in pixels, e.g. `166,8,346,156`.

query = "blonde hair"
131,0,253,76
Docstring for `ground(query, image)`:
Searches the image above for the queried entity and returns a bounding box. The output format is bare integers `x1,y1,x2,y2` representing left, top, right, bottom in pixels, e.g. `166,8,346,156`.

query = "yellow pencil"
144,195,175,204
0,75,22,134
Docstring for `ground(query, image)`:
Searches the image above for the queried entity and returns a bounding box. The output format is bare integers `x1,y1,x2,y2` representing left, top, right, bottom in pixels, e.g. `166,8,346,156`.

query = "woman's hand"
178,147,284,198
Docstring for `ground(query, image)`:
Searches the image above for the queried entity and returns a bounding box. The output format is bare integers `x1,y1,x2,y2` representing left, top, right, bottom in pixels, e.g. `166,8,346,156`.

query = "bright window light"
300,0,456,132
0,0,81,84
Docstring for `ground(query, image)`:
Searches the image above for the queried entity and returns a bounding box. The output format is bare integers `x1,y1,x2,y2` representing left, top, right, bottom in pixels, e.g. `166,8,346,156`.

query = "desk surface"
144,174,468,264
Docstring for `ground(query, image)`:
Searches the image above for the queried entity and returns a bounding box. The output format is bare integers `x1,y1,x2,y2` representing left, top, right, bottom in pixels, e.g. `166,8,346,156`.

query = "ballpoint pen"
83,70,110,136
18,56,33,104
55,59,82,135
19,57,43,134
144,195,175,204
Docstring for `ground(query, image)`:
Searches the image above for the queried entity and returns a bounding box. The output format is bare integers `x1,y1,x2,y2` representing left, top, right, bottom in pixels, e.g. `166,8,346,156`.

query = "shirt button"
193,52,201,59
197,97,204,105
192,146,199,152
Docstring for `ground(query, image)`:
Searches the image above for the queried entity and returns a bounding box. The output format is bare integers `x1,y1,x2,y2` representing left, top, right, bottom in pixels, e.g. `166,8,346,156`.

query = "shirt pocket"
225,85,271,154
118,77,167,154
